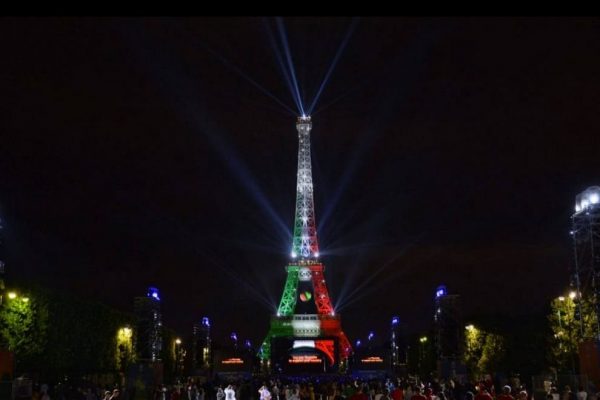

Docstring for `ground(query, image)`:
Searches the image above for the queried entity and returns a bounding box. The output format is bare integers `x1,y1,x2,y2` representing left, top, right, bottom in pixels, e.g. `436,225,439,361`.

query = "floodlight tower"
391,316,400,368
571,186,600,338
193,317,212,370
0,216,5,306
134,287,163,362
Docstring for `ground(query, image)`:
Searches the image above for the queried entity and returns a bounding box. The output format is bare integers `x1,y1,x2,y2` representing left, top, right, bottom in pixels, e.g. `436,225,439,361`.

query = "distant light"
8,292,16,299
148,287,160,301
202,317,210,327
391,316,400,326
419,336,428,343
175,338,182,345
435,285,447,298
314,252,319,257
355,339,362,347
569,291,577,299
590,193,600,204
230,332,238,341
575,204,581,212
245,339,252,348
22,297,29,303
119,326,132,339
291,252,297,258
558,296,565,302
368,332,374,341
466,324,475,331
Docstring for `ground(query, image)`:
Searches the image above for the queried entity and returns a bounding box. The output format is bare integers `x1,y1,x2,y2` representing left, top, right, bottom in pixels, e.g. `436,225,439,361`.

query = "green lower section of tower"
277,266,299,316
259,318,295,360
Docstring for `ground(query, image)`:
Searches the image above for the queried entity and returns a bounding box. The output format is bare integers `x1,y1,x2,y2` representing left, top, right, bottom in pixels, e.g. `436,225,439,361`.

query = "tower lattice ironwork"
260,116,352,369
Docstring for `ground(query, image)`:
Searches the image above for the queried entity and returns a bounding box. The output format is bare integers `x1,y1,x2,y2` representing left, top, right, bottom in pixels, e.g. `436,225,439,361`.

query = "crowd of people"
26,376,599,400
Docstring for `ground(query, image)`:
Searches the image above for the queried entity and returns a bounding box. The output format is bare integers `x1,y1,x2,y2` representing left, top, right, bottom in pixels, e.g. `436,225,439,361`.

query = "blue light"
245,339,252,348
368,331,374,341
355,339,362,347
202,317,210,327
147,287,160,301
230,332,238,341
435,285,447,299
391,316,400,326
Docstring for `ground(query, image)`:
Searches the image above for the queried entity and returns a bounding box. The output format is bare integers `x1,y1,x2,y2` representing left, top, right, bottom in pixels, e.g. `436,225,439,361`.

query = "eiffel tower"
260,116,352,372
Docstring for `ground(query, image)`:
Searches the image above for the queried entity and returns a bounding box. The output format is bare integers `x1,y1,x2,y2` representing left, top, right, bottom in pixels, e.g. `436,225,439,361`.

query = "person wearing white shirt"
225,385,236,400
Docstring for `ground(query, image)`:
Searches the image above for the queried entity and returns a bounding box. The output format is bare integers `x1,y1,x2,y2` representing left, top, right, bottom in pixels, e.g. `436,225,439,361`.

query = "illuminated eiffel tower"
260,116,352,372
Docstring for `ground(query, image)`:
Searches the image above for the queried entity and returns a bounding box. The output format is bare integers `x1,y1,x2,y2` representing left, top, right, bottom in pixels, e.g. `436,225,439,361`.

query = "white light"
590,193,599,204
575,204,581,212
314,252,319,257
291,252,297,258
582,199,589,209
293,340,315,349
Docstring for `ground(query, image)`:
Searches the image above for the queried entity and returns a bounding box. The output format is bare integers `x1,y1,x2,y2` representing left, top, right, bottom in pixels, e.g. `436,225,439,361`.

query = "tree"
0,292,47,370
548,295,597,373
464,324,506,379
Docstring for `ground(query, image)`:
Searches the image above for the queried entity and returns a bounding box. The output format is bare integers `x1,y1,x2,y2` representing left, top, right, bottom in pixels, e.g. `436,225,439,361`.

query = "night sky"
2,17,600,346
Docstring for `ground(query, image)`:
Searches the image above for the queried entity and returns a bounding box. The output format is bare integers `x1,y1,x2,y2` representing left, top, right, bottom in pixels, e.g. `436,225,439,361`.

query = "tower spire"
291,115,319,260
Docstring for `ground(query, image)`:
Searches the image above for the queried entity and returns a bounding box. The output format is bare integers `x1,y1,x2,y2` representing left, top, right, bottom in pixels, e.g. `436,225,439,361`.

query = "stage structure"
260,116,352,373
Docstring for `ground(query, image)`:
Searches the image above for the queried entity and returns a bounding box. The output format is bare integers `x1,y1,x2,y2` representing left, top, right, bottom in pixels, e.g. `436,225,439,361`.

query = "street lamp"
174,338,183,378
569,291,577,300
7,292,16,299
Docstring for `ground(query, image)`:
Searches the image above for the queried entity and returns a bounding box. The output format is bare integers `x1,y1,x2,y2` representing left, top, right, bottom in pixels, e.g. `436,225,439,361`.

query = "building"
133,287,163,362
260,116,352,374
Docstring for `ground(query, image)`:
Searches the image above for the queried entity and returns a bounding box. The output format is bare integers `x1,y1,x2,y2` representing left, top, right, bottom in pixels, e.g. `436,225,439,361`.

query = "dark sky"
2,17,600,346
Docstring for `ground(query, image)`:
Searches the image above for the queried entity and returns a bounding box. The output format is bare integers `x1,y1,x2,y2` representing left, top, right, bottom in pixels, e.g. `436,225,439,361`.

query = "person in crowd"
578,386,588,400
474,386,493,400
391,384,404,400
411,387,427,400
217,386,226,400
259,384,272,400
498,386,514,400
225,384,236,400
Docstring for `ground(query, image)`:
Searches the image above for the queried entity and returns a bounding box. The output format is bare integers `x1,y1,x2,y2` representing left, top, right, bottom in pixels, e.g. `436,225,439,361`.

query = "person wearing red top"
497,386,515,400
350,386,369,400
391,387,404,400
475,387,493,400
412,387,428,400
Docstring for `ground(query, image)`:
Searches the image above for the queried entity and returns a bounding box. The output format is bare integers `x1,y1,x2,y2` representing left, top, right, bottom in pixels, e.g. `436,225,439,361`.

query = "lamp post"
419,336,428,378
175,338,182,379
